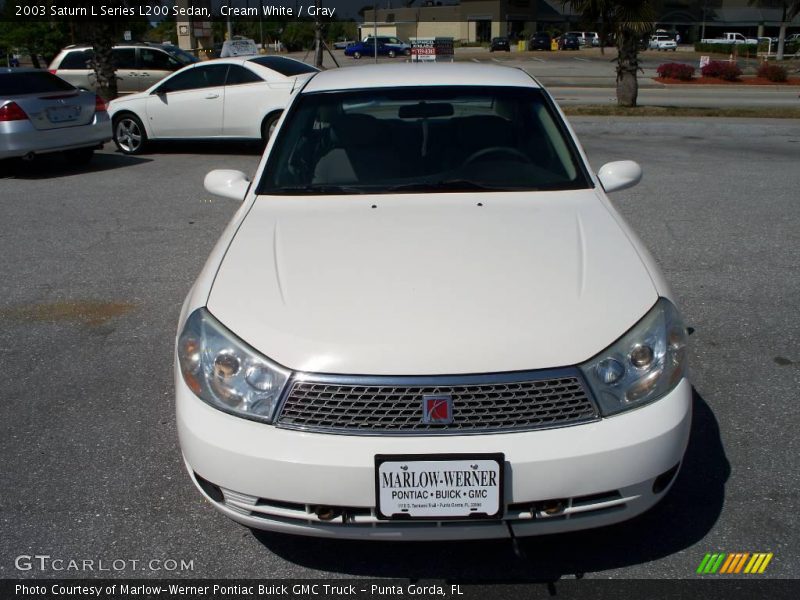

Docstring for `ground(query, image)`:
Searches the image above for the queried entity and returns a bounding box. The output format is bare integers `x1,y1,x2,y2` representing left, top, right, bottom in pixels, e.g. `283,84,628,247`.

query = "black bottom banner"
2,579,798,600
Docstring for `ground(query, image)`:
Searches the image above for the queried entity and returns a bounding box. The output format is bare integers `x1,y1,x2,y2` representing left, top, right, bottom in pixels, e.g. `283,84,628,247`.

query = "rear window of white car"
248,56,319,77
257,86,591,195
1,71,76,95
59,50,93,69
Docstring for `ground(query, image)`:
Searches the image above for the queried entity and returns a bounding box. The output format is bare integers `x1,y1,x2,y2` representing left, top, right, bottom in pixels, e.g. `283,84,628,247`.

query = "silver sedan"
0,68,111,163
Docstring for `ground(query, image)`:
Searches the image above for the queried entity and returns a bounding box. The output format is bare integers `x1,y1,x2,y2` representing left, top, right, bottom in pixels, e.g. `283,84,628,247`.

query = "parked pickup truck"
701,32,759,45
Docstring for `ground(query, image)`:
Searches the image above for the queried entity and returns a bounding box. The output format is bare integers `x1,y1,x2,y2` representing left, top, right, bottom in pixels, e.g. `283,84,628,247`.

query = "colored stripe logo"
697,552,773,574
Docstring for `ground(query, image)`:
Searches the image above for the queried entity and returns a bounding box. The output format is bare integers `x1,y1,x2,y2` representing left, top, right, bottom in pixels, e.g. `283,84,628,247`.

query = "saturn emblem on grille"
422,394,453,425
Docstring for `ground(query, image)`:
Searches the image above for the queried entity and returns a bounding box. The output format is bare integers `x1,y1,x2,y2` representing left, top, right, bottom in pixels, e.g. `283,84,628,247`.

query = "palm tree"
749,1,800,60
566,1,656,107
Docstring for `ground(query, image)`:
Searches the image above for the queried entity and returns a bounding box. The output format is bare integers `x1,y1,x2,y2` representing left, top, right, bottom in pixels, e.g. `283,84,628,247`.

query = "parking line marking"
471,58,480,62
491,58,503,63
573,57,590,62
531,57,546,62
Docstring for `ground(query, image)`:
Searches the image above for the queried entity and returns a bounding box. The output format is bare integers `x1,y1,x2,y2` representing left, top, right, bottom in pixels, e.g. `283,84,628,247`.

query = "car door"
137,47,182,91
221,64,269,138
145,64,228,138
112,47,139,94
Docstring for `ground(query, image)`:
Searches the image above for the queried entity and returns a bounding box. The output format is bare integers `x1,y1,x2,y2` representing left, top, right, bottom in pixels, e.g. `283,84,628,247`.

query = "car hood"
207,190,658,375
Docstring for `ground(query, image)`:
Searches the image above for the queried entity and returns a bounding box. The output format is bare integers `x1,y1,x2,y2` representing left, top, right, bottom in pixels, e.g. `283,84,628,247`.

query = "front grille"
275,371,598,434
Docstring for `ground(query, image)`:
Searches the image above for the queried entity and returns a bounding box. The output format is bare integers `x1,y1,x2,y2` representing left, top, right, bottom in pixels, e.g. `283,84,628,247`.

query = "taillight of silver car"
0,102,29,122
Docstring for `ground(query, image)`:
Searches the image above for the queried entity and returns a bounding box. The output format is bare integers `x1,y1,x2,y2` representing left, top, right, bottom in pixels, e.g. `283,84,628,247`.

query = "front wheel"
353,51,361,59
113,114,147,155
404,48,411,56
388,50,396,58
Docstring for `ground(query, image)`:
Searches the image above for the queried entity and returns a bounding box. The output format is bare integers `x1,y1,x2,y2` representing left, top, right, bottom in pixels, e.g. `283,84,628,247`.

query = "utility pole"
701,0,707,41
314,0,323,67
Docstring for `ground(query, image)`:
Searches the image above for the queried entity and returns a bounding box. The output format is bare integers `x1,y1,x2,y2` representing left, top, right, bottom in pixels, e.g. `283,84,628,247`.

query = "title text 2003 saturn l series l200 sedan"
175,64,691,540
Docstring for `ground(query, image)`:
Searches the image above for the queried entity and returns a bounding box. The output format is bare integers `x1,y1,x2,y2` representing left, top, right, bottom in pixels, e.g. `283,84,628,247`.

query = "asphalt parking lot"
1,117,798,581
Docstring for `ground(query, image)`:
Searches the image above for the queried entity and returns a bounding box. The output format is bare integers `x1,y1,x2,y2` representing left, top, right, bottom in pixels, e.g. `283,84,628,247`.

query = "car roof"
303,63,539,93
63,42,172,50
166,55,313,77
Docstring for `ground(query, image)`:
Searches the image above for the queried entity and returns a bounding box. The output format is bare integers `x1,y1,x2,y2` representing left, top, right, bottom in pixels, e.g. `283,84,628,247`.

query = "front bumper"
177,375,692,540
0,112,111,159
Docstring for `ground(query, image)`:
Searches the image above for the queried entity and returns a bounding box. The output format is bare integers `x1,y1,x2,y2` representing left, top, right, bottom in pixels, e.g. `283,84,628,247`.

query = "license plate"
47,106,80,123
375,454,504,520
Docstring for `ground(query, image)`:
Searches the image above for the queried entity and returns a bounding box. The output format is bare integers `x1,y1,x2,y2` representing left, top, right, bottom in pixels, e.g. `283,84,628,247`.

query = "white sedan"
176,63,691,540
107,56,318,154
649,35,678,51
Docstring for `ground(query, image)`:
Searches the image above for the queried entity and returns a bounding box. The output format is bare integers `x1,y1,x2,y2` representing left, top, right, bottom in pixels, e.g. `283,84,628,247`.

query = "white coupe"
175,63,691,540
107,56,318,154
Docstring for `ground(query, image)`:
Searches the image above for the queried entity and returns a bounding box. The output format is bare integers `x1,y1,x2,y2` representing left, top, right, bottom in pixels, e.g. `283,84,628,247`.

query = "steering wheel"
462,146,532,167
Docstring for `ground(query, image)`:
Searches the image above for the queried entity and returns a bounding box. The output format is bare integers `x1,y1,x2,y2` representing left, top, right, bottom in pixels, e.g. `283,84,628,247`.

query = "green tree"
749,0,800,60
567,1,656,107
281,21,316,51
145,17,178,44
0,4,70,67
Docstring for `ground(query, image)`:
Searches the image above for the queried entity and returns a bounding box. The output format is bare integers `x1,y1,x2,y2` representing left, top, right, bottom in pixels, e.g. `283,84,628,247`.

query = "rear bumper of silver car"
0,111,111,159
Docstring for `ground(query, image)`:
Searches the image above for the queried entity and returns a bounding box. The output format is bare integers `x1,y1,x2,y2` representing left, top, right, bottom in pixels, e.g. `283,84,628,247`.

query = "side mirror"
204,169,250,201
597,160,642,193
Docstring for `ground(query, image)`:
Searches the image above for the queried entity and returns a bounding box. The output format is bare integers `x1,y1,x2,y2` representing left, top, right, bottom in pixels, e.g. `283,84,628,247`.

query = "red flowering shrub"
656,62,695,80
757,63,788,82
701,60,742,81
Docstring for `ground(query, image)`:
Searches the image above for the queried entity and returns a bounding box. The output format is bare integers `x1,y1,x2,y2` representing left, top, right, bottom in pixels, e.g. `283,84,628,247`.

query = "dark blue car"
344,37,411,59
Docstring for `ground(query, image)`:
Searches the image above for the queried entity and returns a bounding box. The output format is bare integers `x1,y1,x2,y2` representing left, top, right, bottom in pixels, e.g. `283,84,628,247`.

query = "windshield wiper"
386,179,512,192
268,184,368,195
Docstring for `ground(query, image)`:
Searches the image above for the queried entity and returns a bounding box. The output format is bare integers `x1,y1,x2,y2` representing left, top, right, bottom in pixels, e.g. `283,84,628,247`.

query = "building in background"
361,1,539,43
361,0,799,44
175,0,213,55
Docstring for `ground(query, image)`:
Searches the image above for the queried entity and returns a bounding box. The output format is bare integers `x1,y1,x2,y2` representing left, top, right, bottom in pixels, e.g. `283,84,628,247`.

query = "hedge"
757,63,788,82
701,60,742,81
656,62,695,80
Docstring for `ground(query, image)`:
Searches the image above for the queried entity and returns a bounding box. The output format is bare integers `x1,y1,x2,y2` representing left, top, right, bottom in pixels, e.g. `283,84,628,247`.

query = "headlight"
580,298,687,416
177,308,290,422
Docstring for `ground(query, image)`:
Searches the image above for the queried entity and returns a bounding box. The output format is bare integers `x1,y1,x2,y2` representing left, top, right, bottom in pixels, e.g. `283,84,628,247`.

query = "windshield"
256,86,590,195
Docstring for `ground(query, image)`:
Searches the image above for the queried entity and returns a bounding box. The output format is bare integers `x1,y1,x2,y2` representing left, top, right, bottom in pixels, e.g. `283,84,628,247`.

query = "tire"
113,113,147,155
261,112,281,143
353,51,361,59
63,147,94,165
404,48,411,56
388,50,396,58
